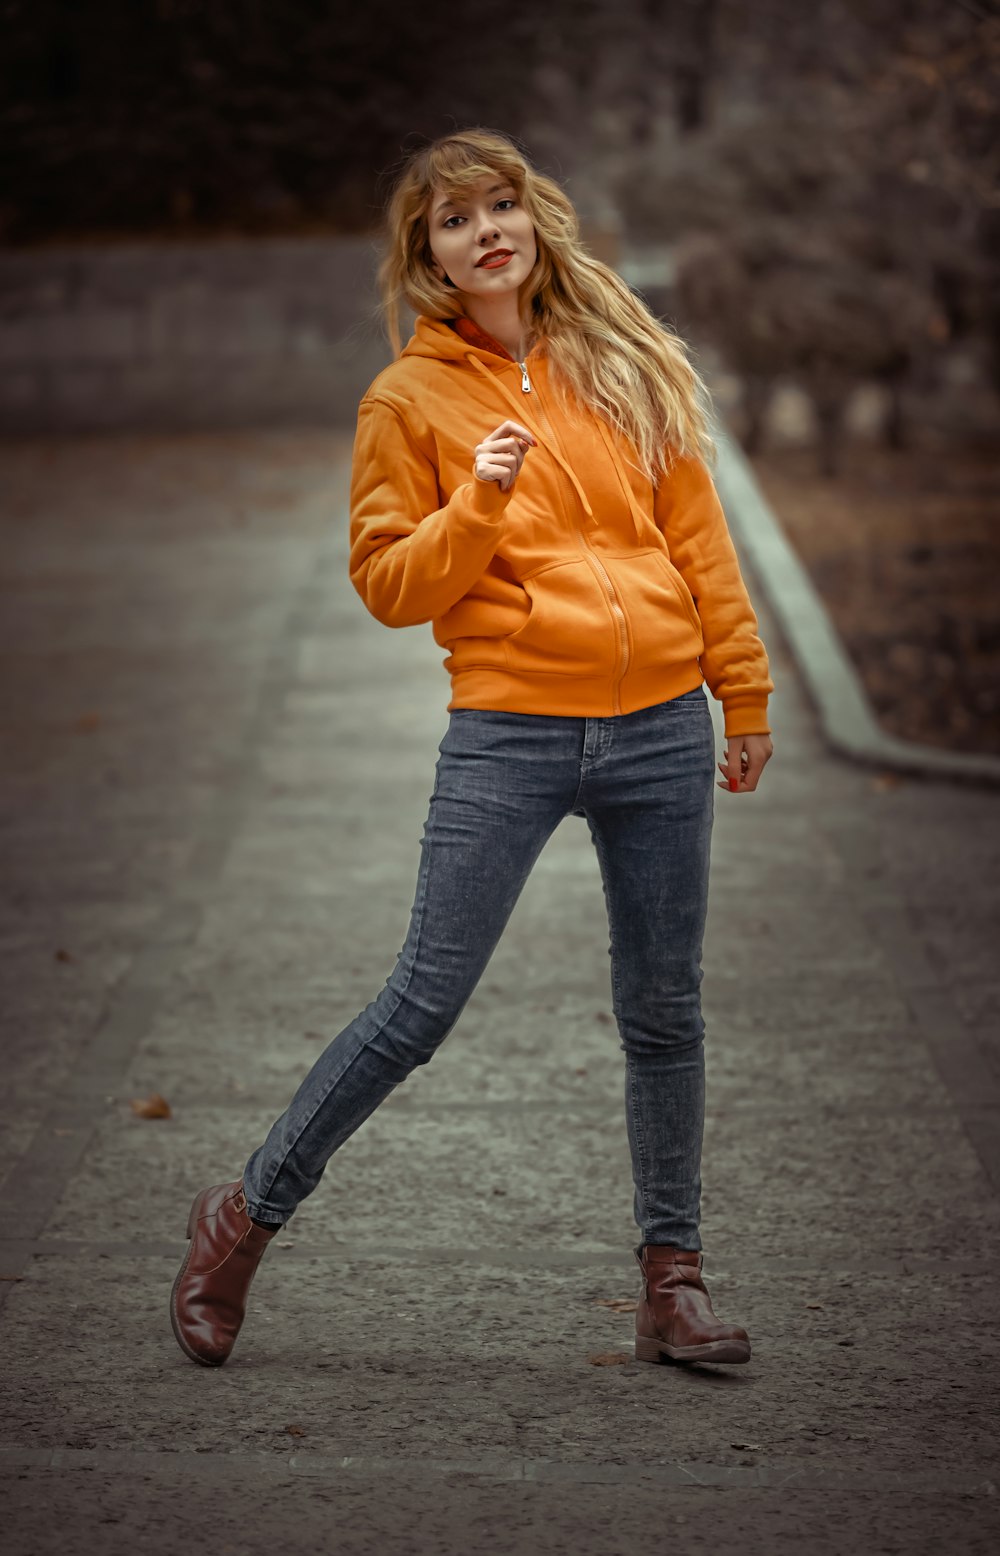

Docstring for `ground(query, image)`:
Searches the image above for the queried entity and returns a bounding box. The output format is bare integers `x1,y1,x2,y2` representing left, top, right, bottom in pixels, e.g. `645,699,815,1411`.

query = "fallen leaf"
491,1188,507,1196
285,1424,306,1437
76,712,102,732
731,1442,762,1451
129,1093,172,1119
574,1067,588,1076
588,1351,630,1366
806,1302,825,1310
0,1275,24,1281
54,948,75,964
594,1297,637,1313
872,771,903,791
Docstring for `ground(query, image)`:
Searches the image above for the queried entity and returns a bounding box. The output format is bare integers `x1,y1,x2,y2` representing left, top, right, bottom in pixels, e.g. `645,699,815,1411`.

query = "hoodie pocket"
600,550,705,669
650,552,704,639
502,560,618,677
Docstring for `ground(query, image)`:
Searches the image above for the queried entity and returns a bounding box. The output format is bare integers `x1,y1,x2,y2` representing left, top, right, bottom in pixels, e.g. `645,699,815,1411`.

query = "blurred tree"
617,0,999,466
0,0,747,243
0,0,545,241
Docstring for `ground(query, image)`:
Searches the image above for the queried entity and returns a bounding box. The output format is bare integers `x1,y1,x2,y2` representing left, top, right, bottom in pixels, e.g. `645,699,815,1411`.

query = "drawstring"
465,353,650,542
592,416,657,544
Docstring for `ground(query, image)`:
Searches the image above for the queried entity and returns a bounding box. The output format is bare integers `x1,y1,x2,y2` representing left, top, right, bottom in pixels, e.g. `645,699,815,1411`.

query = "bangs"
421,139,524,212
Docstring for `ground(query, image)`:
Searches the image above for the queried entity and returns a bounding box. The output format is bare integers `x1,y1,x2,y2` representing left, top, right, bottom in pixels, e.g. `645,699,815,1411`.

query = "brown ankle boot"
634,1245,751,1365
170,1179,280,1366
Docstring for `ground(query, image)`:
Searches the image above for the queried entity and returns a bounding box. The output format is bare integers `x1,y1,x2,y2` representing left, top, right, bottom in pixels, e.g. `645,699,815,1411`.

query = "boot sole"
169,1189,229,1367
635,1333,751,1365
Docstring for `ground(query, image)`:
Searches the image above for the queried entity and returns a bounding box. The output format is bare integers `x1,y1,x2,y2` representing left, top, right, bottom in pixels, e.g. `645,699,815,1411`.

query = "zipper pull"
517,360,532,393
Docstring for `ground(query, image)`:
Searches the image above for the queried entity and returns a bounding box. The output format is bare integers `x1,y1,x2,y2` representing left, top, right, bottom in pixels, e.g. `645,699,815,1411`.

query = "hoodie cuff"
722,699,771,739
464,476,516,520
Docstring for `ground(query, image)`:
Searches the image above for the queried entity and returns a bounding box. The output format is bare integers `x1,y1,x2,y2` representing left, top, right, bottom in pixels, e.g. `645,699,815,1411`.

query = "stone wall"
0,236,396,434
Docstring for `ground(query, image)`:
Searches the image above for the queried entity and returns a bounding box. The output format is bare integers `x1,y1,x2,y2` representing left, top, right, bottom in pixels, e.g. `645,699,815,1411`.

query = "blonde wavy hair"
376,127,717,483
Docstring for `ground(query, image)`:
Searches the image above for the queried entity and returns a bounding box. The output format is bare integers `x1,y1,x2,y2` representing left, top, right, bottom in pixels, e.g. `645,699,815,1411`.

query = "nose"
476,219,501,245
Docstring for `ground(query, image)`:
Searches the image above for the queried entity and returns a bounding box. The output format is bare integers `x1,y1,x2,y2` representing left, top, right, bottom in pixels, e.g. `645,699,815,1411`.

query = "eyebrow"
432,182,513,217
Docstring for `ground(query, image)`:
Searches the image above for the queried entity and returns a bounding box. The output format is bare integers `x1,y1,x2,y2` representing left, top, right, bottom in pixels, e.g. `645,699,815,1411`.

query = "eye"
496,198,516,210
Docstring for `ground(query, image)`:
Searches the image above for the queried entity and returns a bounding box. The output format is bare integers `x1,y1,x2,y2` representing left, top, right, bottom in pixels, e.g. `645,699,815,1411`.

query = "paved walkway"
1,430,997,1554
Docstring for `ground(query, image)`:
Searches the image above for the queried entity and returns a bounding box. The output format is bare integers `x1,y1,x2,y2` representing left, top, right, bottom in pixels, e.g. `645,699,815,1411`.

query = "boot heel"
634,1334,665,1364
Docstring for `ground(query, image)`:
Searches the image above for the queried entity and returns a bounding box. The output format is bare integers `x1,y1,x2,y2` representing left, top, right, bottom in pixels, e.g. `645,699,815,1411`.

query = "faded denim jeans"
243,684,716,1252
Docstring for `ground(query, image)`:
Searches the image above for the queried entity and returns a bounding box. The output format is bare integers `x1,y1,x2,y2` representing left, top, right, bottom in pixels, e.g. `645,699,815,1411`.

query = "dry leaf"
806,1302,825,1310
574,1067,588,1076
0,1275,24,1281
731,1442,762,1451
285,1424,306,1437
129,1093,172,1119
872,771,903,791
54,948,74,964
594,1297,637,1313
588,1351,630,1366
76,712,102,732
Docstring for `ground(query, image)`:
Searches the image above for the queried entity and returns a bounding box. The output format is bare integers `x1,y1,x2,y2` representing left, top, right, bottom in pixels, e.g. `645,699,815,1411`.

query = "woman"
170,127,774,1371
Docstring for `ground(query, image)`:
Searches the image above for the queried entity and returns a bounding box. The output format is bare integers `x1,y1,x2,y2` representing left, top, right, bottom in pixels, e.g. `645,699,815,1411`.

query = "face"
426,173,538,299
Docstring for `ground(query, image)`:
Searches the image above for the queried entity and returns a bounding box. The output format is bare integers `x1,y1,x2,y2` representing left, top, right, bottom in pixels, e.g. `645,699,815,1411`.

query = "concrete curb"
713,422,1000,790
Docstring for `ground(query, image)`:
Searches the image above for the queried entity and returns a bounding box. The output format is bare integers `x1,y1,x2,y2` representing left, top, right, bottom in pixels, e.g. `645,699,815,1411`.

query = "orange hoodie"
348,313,774,737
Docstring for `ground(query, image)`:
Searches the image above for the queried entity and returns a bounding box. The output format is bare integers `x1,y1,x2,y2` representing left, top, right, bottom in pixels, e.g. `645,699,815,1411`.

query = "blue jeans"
242,684,716,1252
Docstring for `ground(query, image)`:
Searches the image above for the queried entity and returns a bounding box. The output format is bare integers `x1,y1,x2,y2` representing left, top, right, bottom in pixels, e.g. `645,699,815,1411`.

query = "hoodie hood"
399,311,519,365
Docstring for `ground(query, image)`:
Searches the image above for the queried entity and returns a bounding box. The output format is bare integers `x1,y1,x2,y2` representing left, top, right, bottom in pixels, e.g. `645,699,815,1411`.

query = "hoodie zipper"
490,353,630,712
575,531,630,716
514,364,630,712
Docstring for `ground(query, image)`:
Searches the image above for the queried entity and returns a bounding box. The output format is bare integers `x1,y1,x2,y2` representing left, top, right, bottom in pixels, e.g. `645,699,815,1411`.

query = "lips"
476,249,514,268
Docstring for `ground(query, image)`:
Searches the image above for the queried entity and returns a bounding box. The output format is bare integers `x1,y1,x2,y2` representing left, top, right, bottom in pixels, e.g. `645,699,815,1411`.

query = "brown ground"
748,443,1000,759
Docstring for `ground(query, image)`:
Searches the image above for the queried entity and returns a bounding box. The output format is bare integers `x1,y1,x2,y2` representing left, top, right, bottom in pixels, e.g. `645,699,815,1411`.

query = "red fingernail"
729,778,739,792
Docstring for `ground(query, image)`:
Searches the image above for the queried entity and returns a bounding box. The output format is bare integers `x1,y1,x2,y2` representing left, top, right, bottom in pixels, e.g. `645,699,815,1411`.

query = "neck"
461,293,534,361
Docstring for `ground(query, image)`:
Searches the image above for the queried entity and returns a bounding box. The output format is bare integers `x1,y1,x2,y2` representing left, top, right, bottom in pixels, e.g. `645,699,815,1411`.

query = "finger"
740,751,767,792
723,743,749,792
476,452,518,474
477,461,516,483
490,420,537,446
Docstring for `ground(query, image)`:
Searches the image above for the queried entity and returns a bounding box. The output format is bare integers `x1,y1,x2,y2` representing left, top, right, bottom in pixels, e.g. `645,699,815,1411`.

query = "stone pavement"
0,429,997,1555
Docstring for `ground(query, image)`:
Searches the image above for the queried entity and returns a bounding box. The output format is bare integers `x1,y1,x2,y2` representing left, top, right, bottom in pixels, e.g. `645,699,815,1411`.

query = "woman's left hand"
717,733,773,793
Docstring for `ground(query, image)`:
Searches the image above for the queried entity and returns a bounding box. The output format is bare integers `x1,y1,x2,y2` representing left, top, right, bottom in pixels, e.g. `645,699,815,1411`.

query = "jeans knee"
363,982,466,1073
615,990,705,1057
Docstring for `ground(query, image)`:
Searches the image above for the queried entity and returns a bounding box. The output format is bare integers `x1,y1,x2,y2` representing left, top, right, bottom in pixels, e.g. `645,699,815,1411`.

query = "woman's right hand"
474,420,537,492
